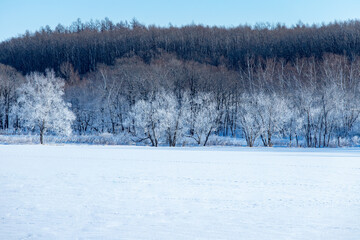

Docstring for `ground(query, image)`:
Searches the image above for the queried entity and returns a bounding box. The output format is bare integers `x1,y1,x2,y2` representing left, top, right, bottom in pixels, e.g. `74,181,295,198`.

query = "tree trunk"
289,133,292,147
203,128,213,146
260,135,267,146
268,130,273,147
40,120,45,144
40,132,44,144
296,134,299,147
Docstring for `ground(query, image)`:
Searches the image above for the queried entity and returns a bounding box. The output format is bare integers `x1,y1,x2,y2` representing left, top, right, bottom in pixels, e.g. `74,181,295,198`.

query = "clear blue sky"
1,0,359,41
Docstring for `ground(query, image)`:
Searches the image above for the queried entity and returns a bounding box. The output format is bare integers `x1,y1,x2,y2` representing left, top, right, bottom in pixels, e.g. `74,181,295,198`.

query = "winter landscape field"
1,145,360,240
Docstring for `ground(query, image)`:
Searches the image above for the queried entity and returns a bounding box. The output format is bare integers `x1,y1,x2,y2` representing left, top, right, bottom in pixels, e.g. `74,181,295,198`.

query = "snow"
1,145,360,239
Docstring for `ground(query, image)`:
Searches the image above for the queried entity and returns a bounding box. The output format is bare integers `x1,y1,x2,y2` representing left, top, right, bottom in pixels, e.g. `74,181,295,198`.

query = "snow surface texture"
1,145,360,240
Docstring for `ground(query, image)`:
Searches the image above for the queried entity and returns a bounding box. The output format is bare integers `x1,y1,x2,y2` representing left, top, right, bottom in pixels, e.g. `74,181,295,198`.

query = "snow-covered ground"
1,145,360,240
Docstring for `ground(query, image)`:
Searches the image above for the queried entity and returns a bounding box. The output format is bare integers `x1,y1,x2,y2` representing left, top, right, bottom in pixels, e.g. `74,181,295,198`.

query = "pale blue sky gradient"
1,0,360,41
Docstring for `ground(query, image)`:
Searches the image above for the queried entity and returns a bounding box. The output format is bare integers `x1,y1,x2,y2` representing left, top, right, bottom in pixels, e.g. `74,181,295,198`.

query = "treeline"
1,19,360,75
0,19,360,146
1,52,359,147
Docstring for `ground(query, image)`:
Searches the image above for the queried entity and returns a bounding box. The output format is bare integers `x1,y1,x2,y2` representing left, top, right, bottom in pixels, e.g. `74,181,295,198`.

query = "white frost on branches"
190,92,220,146
130,90,190,146
15,70,75,144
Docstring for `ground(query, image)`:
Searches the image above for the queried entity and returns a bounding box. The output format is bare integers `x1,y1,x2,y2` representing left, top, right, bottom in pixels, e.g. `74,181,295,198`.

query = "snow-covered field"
1,145,360,240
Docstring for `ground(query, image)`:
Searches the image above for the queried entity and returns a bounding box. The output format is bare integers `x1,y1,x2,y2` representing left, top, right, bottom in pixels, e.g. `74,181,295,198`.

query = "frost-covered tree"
238,93,262,147
282,97,302,147
321,83,360,147
130,98,157,145
130,90,190,146
160,91,190,146
130,90,188,147
297,88,322,148
190,92,220,146
15,71,75,144
255,92,291,147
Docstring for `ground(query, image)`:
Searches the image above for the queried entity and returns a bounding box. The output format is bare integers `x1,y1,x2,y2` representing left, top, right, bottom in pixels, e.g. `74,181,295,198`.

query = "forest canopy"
1,18,360,75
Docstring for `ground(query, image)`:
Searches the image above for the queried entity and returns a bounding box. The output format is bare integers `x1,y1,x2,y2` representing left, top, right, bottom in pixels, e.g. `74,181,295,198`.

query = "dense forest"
1,19,360,74
0,19,360,147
